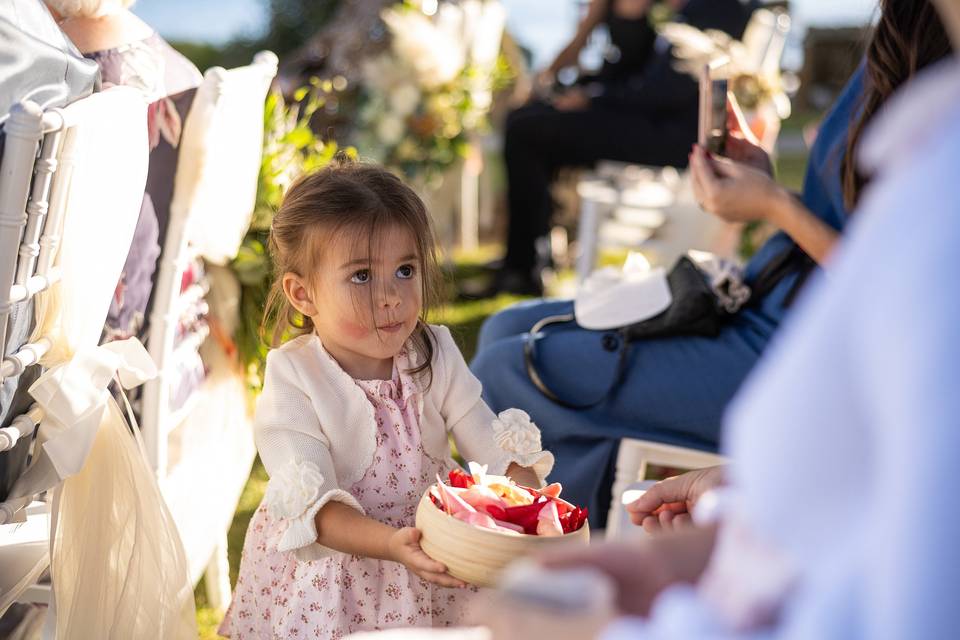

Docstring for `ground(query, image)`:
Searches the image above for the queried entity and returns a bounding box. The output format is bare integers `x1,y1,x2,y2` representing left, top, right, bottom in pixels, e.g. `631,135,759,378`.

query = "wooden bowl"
414,492,590,588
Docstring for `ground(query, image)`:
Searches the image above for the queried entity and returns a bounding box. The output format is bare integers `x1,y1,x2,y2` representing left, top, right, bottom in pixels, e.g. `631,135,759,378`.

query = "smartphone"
698,62,729,155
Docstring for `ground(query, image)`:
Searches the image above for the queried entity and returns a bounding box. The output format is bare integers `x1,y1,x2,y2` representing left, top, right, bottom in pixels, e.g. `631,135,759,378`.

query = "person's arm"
545,0,608,77
689,145,839,265
314,503,465,587
539,525,719,617
591,52,698,115
58,10,153,54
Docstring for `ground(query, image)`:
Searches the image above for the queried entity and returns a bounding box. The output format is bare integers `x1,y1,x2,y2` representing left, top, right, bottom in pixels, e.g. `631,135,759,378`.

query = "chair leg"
605,440,647,538
577,198,601,282
204,531,231,611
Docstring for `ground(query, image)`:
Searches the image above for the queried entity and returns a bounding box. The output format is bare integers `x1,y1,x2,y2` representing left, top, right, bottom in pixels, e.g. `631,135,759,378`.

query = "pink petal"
536,501,564,537
454,511,522,535
436,476,476,517
459,485,508,513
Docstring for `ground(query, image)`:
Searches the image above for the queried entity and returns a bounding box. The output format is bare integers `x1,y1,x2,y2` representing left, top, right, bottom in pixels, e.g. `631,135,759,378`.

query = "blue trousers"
471,299,777,527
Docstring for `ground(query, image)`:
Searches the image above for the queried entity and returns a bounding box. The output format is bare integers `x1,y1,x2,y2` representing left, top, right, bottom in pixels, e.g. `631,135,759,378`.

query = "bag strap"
748,242,817,307
523,313,630,410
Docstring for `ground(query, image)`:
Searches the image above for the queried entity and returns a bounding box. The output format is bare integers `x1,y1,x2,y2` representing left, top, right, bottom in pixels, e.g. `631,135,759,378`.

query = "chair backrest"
0,85,148,517
141,52,277,474
173,51,279,266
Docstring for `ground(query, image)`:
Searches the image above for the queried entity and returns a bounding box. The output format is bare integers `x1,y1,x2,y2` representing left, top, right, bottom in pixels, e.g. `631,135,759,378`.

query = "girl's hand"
388,527,466,588
690,144,788,224
625,466,726,533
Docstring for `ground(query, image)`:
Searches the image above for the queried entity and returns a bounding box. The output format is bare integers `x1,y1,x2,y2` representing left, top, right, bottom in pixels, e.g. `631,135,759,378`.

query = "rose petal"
537,501,564,537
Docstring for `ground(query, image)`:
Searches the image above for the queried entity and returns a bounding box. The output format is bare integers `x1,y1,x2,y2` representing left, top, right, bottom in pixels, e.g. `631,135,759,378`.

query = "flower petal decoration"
265,459,325,520
491,408,542,456
537,500,564,537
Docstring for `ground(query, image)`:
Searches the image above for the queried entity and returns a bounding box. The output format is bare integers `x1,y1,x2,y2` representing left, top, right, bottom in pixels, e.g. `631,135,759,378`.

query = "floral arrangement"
356,0,512,181
231,80,349,387
429,462,588,537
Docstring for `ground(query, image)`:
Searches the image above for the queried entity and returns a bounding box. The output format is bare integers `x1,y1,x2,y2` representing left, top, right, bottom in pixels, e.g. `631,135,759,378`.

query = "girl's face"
284,223,424,380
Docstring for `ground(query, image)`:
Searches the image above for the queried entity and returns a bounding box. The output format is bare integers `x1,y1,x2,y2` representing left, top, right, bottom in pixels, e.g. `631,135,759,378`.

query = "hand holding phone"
699,61,729,155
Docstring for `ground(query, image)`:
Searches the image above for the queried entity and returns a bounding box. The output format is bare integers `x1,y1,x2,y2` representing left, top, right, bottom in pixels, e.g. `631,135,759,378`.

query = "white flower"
383,8,466,89
265,460,325,520
389,83,421,117
376,113,406,147
492,409,542,455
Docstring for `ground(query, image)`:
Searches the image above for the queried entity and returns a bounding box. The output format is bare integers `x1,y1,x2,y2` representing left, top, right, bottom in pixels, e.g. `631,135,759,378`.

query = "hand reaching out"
625,466,726,533
388,527,466,588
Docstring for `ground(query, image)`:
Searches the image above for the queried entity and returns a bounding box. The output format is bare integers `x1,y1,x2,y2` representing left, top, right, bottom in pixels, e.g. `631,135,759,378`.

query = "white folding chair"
139,52,276,608
0,85,148,615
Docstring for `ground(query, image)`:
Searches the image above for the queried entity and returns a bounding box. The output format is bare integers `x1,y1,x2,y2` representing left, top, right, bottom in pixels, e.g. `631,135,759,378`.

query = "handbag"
523,243,817,410
523,256,728,410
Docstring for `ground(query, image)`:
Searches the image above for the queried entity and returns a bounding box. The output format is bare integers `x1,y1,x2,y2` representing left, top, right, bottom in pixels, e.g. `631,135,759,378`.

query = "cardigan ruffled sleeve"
255,348,365,561
433,325,555,485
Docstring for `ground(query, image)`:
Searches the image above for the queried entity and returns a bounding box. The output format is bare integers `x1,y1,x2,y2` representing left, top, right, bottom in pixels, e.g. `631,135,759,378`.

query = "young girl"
219,161,554,638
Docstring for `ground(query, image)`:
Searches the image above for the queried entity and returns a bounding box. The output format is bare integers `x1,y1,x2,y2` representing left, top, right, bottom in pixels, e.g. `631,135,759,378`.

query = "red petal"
448,468,475,489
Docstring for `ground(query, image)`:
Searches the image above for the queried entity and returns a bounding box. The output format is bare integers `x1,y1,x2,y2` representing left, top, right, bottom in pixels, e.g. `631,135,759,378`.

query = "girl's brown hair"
842,0,952,211
263,158,442,381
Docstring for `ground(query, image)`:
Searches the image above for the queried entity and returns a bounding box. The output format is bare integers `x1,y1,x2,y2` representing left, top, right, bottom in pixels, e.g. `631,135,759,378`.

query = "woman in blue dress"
471,0,954,527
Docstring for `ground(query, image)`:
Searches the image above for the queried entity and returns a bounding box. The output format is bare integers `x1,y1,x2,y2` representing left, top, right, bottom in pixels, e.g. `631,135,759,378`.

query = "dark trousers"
502,101,696,272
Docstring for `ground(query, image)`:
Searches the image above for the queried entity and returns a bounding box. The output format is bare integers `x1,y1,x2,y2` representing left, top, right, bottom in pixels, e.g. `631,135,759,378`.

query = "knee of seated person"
470,336,523,385
477,310,519,349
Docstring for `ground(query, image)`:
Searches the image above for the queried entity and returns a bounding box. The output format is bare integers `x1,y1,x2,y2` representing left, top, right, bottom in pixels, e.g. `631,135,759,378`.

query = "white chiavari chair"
140,51,277,609
0,85,151,621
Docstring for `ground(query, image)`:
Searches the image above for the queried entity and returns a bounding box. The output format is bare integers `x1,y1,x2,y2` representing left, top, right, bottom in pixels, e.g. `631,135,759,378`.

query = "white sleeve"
434,326,554,484
255,349,364,560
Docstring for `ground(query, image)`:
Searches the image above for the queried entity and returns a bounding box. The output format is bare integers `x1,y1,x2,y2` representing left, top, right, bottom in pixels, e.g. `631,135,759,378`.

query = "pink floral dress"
219,365,481,639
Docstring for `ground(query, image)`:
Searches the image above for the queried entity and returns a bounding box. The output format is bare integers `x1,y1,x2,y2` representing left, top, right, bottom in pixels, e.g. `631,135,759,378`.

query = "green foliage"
231,82,349,388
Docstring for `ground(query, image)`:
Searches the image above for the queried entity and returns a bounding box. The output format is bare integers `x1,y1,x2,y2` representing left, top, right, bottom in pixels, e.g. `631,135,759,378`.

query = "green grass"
195,458,271,638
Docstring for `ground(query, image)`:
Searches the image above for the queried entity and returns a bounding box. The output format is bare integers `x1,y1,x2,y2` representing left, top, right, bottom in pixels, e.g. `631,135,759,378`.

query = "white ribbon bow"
1,339,156,518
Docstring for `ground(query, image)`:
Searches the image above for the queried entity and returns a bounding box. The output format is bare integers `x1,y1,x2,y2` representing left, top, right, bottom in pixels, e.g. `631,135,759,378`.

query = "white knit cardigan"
256,324,555,561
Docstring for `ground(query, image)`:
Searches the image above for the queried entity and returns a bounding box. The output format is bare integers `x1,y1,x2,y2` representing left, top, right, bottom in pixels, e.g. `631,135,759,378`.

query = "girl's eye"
350,269,370,284
396,264,415,279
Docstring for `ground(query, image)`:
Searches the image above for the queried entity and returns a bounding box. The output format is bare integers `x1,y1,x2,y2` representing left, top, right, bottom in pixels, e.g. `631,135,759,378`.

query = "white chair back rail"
0,404,43,454
16,111,65,288
605,438,727,539
141,52,277,475
0,104,68,381
0,102,44,365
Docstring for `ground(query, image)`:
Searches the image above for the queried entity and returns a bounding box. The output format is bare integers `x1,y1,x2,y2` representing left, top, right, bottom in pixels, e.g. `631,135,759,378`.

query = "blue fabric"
472,67,865,527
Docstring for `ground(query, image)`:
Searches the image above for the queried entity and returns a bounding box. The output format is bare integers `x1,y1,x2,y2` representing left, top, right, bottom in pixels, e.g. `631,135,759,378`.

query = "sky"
134,0,877,69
